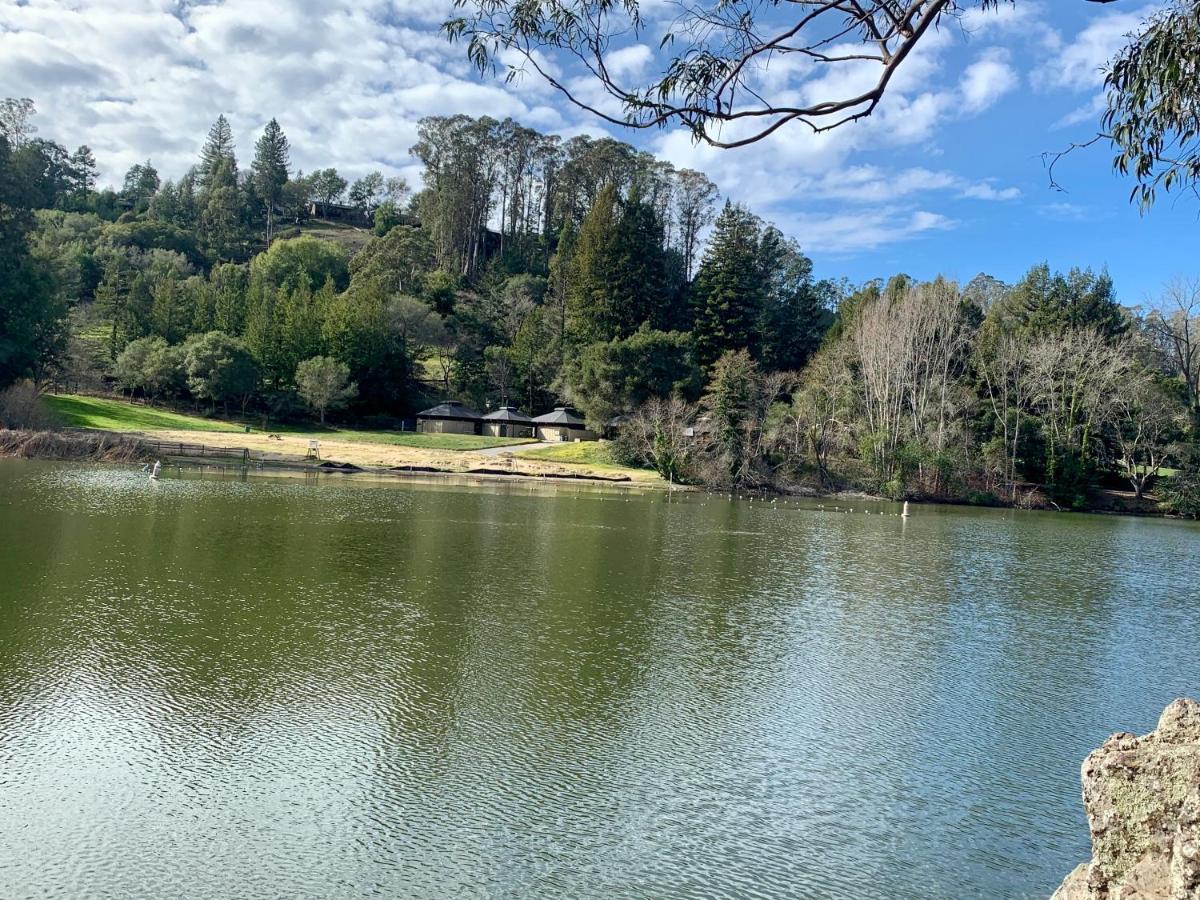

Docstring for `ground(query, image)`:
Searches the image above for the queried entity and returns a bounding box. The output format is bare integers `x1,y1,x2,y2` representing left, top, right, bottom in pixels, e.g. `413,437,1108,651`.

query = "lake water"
1,459,1198,898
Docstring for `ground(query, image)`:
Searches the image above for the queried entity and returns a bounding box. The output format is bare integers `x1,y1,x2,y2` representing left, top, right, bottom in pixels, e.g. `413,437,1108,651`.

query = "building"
415,400,482,435
532,407,598,442
482,406,535,438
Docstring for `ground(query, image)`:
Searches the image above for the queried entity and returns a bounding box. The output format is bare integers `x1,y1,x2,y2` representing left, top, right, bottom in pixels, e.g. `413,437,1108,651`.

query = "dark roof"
416,400,482,421
532,406,587,427
482,405,533,423
606,414,631,428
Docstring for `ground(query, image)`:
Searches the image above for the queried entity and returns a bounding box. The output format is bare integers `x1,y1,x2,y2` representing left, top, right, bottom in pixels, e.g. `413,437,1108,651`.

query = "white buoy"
902,500,911,518
150,459,161,481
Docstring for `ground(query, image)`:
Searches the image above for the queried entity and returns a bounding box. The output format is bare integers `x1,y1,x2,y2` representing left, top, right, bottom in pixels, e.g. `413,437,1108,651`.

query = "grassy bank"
44,394,533,451
46,394,237,433
38,393,660,484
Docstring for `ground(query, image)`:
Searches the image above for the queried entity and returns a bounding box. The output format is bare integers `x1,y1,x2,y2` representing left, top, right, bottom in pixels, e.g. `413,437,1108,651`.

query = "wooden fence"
141,438,255,465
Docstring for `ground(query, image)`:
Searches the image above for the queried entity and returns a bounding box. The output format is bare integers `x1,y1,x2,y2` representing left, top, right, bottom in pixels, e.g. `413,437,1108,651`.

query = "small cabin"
532,407,598,443
415,400,482,435
482,406,535,438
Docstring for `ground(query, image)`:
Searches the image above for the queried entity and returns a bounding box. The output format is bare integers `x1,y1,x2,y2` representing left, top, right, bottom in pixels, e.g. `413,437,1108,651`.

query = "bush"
0,380,58,430
1160,471,1200,519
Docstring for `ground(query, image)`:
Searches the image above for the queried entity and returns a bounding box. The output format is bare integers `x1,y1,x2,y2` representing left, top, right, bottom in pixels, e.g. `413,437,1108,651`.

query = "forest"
1,98,1198,513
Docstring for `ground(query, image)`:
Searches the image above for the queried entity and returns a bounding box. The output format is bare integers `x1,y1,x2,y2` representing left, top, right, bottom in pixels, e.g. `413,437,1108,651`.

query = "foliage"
565,327,700,429
295,355,357,423
185,331,259,412
1104,0,1200,209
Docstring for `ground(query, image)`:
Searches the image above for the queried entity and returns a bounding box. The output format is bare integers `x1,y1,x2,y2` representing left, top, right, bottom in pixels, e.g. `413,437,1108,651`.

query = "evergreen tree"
757,226,831,371
608,187,670,333
198,114,237,190
566,183,618,344
198,157,242,261
692,202,765,367
251,118,290,245
68,145,97,195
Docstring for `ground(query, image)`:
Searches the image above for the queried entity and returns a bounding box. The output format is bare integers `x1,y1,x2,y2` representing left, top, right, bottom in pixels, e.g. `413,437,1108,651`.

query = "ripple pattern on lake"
1,460,1198,899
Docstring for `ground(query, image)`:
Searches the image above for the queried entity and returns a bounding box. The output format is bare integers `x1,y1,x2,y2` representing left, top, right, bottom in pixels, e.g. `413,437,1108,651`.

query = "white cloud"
770,207,957,255
960,48,1018,113
1034,6,1156,92
604,44,654,81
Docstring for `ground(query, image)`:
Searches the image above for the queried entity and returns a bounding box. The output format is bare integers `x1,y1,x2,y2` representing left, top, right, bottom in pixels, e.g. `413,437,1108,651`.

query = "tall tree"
691,202,764,367
673,169,718,280
251,118,291,245
198,114,237,190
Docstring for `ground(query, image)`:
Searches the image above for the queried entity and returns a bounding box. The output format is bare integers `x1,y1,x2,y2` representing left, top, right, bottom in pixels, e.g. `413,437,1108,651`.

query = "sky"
1,0,1192,306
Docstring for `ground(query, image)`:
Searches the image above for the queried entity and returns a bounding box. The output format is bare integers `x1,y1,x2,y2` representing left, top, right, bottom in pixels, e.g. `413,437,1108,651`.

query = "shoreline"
0,428,1184,518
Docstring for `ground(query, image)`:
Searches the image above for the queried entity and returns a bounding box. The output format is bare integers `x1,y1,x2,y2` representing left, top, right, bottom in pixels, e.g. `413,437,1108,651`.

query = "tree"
1110,372,1184,499
0,133,64,386
310,168,348,215
565,327,700,429
68,146,98,196
757,227,832,371
616,396,698,484
0,98,37,146
1143,277,1200,422
692,202,764,366
295,356,357,424
122,161,160,208
251,118,291,245
112,336,162,397
198,115,237,190
251,236,349,295
991,264,1127,340
185,331,259,413
565,183,619,343
1027,328,1132,506
1104,0,1200,209
348,171,385,212
701,349,790,487
673,169,718,281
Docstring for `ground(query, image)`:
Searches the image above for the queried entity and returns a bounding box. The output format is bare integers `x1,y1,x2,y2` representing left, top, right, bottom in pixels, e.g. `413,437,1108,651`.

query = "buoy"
901,500,911,518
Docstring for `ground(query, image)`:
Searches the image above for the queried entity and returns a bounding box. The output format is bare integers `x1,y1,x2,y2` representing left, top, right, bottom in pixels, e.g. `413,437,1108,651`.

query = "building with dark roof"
531,406,598,442
482,406,535,438
415,400,482,435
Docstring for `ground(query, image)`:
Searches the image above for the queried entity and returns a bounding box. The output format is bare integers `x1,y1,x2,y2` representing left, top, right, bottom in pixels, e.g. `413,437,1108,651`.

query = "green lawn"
517,441,620,467
42,394,536,451
45,394,241,433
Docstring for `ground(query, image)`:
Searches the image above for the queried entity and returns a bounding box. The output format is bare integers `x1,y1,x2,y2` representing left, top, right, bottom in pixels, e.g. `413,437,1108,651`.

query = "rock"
1052,698,1200,899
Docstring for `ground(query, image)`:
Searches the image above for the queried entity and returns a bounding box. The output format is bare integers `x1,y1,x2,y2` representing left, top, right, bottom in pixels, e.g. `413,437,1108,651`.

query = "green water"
1,460,1198,898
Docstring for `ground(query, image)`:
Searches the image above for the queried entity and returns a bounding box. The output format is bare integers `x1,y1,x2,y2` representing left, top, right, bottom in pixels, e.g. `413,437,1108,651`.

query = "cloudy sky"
1,0,1190,302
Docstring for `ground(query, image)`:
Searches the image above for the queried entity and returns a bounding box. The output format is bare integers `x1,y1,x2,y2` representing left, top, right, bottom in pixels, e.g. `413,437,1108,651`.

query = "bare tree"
784,342,855,486
617,395,698,482
851,278,972,486
1028,328,1132,480
1143,277,1200,418
1110,371,1184,499
975,328,1033,501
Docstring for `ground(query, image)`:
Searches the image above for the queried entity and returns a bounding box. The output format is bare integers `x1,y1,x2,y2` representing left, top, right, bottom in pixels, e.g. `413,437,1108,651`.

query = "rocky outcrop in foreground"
1053,698,1200,899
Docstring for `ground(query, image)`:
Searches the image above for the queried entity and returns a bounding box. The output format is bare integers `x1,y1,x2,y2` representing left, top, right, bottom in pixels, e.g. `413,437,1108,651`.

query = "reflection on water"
1,460,1198,898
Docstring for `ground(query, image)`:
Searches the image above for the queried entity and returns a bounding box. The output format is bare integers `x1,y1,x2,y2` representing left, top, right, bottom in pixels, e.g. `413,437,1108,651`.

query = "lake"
1,459,1198,898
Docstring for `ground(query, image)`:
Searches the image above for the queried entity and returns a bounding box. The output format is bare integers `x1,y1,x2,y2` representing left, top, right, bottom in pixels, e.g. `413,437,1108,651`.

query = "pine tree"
692,202,765,367
608,187,669,334
68,145,97,195
198,114,237,190
251,118,290,245
566,183,618,344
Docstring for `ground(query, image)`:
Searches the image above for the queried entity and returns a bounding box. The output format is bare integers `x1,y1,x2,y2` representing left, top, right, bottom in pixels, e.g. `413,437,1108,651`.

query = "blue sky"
0,0,1188,306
